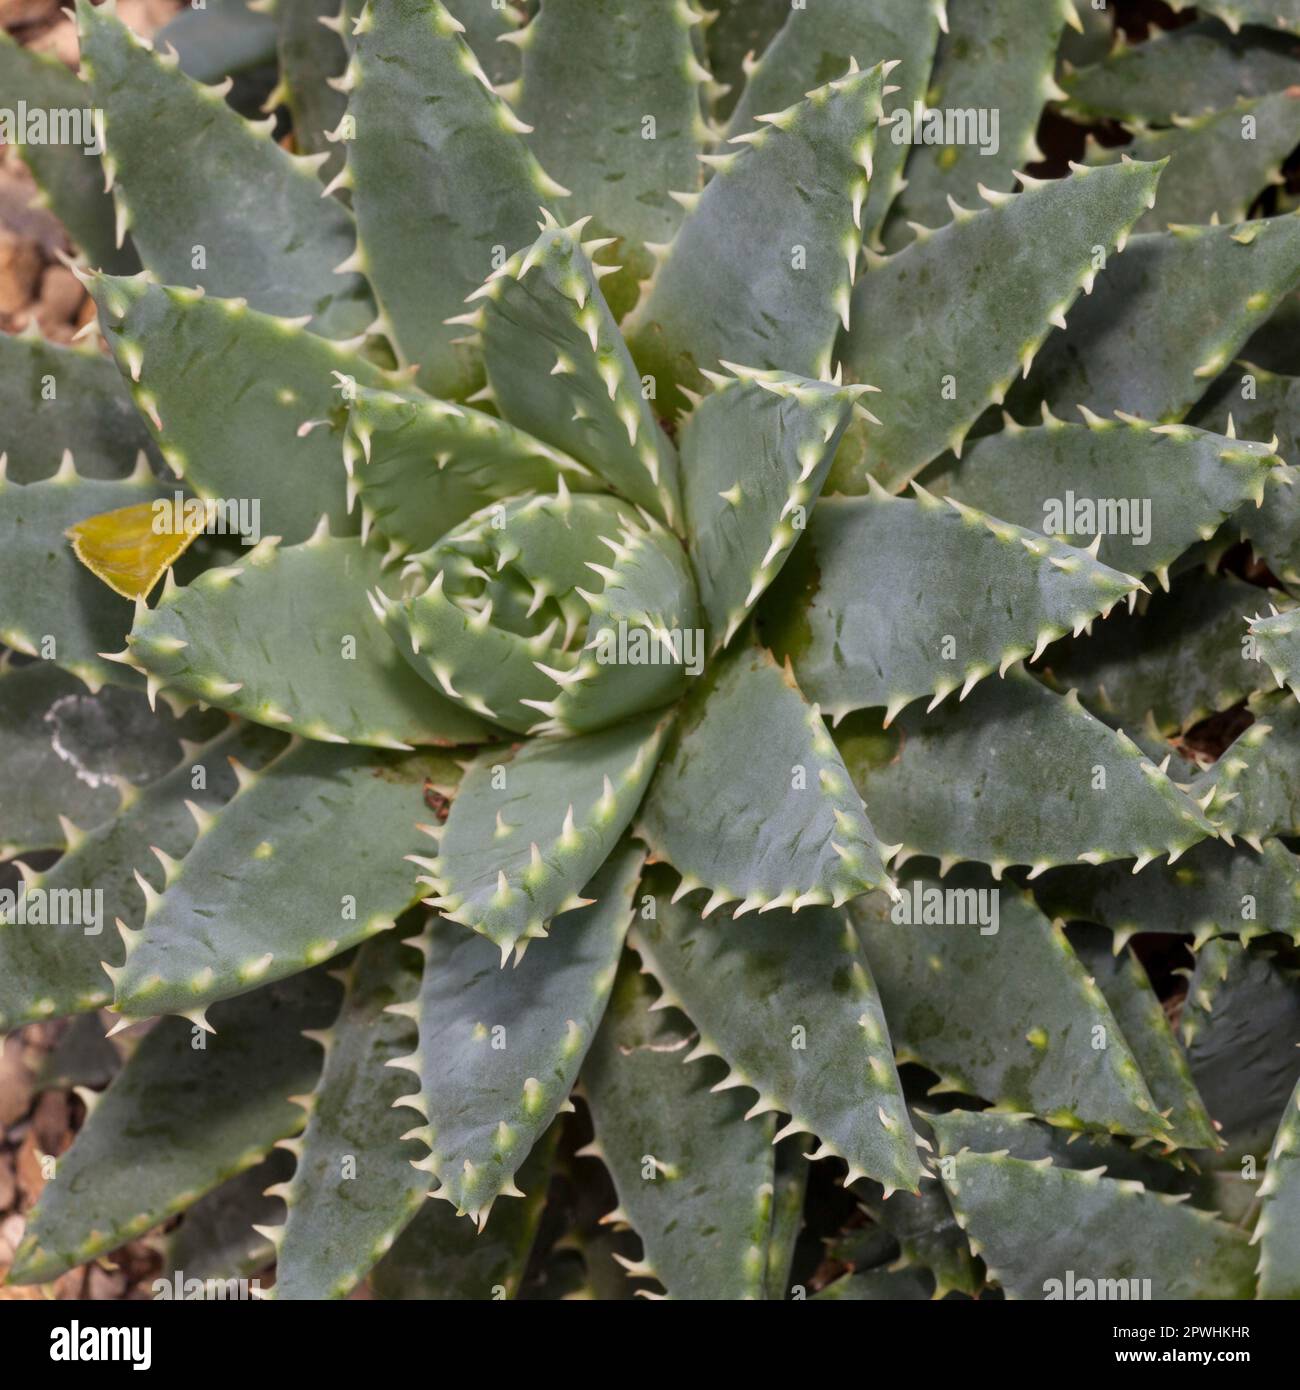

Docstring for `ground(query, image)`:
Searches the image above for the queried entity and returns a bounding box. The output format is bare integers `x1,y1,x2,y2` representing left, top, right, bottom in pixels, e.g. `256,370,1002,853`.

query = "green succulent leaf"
1258,1073,1300,1299
344,383,597,558
1032,836,1300,951
1085,91,1300,233
837,668,1216,877
764,1139,808,1300
160,1149,293,1289
87,272,404,544
928,1108,1191,1190
849,1171,982,1301
1069,925,1218,1149
943,412,1280,581
0,663,214,861
0,32,137,273
1182,937,1300,1160
679,367,861,648
704,0,790,121
765,486,1140,725
424,717,665,958
832,159,1166,494
1194,693,1300,842
1042,571,1275,735
77,0,371,338
345,0,565,397
637,643,893,914
1185,0,1300,37
580,956,777,1300
6,968,340,1285
33,1012,123,1093
402,845,641,1222
1248,605,1300,699
155,0,279,83
385,491,698,736
270,930,429,1299
273,0,349,171
126,530,495,748
0,328,159,485
0,717,285,1032
478,221,681,523
882,0,1075,248
627,59,886,412
724,0,946,246
370,1124,556,1299
633,877,924,1193
1062,19,1300,124
516,0,712,314
109,742,453,1020
852,875,1168,1141
939,1148,1256,1299
1016,216,1300,424
0,462,166,687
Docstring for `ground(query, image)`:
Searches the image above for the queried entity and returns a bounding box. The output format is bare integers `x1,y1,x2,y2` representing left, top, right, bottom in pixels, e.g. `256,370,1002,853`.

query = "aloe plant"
2,0,1300,1302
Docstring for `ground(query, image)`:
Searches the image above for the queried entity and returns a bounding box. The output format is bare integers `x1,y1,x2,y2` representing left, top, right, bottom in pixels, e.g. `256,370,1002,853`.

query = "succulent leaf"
270,930,429,1299
764,488,1141,725
426,721,665,957
633,876,924,1194
0,717,285,1032
6,968,340,1286
0,663,211,859
516,0,712,314
1257,1073,1300,1299
388,493,698,735
407,845,642,1223
882,0,1074,248
109,742,454,1019
833,159,1167,494
580,956,777,1300
0,464,165,687
1016,215,1300,424
1043,571,1276,735
1032,836,1300,952
479,222,681,522
723,0,946,247
1069,925,1218,1149
0,32,137,273
849,1169,982,1301
838,669,1216,876
627,59,886,412
155,0,280,83
939,1148,1257,1299
852,876,1169,1141
345,0,564,397
370,1123,557,1299
76,0,371,338
1084,91,1300,233
1193,692,1300,841
680,367,860,648
1248,606,1300,700
943,413,1280,580
126,530,496,747
161,1149,293,1289
87,272,402,544
344,382,597,557
637,643,893,913
1062,18,1300,124
704,0,790,121
0,329,158,485
1181,937,1300,1160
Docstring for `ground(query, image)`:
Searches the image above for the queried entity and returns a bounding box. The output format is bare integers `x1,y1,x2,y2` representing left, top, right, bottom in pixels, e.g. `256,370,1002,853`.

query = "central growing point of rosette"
377,489,703,735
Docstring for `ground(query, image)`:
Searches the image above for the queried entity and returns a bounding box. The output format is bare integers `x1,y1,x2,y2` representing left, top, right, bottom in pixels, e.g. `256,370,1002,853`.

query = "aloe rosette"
1,0,1300,1301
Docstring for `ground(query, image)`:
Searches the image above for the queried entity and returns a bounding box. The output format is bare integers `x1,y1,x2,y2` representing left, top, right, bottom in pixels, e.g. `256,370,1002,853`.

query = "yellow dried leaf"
65,499,204,601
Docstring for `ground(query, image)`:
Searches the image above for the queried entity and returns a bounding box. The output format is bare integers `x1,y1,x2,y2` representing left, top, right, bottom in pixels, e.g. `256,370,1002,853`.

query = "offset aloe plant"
2,0,1300,1303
